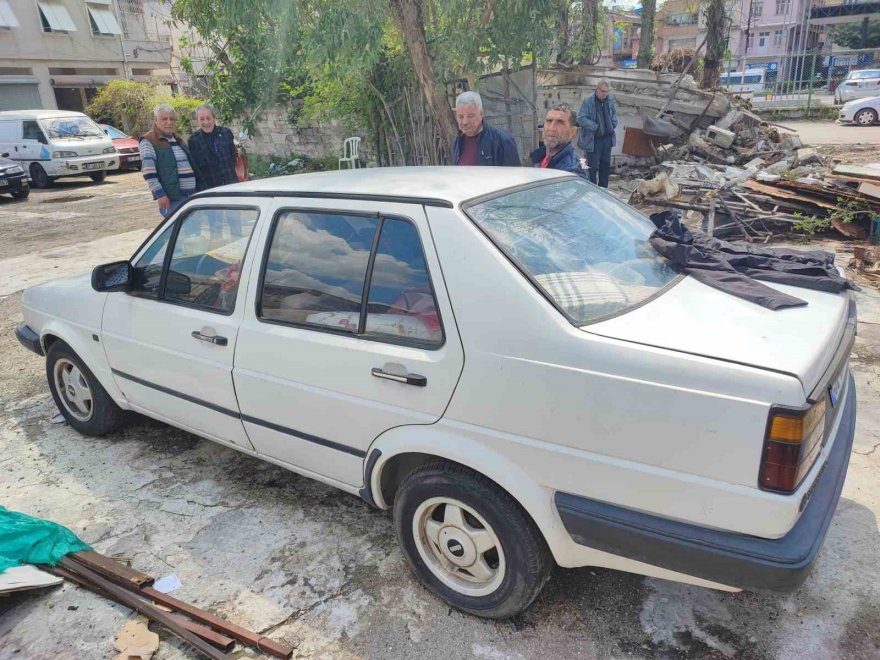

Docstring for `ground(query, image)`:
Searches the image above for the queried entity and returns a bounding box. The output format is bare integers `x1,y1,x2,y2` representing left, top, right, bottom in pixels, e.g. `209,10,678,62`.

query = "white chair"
339,137,361,169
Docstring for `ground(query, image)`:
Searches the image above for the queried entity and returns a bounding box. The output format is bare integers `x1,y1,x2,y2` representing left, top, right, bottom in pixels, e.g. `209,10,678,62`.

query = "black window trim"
460,177,684,327
256,205,446,351
129,203,261,317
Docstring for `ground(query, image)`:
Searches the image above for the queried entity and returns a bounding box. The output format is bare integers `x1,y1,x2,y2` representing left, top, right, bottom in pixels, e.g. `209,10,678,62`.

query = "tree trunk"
701,0,726,89
638,0,656,69
389,0,457,160
556,1,570,64
581,0,599,63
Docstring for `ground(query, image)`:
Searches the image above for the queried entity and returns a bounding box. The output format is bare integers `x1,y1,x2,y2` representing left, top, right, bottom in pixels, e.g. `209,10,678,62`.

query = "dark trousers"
587,135,613,188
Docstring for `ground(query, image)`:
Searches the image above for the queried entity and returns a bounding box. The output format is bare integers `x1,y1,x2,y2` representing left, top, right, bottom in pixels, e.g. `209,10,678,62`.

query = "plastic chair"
339,137,361,169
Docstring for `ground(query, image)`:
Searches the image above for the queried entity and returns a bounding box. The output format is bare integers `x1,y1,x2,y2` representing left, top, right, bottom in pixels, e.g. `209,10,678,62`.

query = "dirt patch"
38,194,94,204
839,600,880,659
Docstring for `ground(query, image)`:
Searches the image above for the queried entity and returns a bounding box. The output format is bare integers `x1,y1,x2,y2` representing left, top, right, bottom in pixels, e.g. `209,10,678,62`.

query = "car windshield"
101,125,128,139
41,116,105,139
849,71,880,80
465,179,678,324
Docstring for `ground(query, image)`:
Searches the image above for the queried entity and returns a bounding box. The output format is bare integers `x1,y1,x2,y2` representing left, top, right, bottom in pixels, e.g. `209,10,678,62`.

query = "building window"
37,1,77,32
747,33,755,49
774,30,783,46
0,0,19,29
87,0,123,36
665,12,698,26
775,0,791,15
752,0,763,16
758,31,770,48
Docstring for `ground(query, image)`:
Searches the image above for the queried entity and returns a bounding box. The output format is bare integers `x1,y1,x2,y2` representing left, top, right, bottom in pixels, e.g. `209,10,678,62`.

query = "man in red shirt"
452,92,520,166
529,104,587,179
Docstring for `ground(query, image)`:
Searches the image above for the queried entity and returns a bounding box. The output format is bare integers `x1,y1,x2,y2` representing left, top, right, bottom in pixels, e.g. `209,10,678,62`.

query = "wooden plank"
858,181,880,202
831,164,880,181
741,180,837,210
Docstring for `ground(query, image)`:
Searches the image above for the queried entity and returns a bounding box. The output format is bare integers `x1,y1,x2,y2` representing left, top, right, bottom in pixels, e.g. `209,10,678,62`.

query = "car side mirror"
91,261,132,292
165,271,192,296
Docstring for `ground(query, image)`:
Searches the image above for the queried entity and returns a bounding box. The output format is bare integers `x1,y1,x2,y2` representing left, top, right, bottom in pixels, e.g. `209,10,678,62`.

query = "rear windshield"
40,116,104,139
849,70,880,80
465,179,678,324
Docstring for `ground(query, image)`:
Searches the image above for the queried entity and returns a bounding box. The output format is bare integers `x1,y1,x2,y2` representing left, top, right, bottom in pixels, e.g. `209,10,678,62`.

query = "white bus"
719,69,766,95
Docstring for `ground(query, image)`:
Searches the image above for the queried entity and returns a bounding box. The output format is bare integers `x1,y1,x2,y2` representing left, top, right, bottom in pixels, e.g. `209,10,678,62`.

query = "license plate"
829,365,847,408
83,162,103,170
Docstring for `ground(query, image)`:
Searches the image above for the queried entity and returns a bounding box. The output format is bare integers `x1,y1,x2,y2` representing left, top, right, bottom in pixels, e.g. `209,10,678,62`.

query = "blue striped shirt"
139,134,196,200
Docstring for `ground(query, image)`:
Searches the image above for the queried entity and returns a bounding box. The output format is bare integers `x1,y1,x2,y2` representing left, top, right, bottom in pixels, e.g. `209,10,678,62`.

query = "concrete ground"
782,120,880,147
1,168,880,660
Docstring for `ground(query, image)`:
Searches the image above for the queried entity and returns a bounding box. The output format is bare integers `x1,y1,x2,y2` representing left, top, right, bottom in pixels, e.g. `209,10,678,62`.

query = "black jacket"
529,141,587,178
452,123,521,166
188,126,237,190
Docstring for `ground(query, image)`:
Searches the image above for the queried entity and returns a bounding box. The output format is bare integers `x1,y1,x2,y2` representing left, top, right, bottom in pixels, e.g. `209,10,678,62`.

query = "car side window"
131,224,173,298
164,207,259,314
365,218,442,346
22,121,47,144
260,211,378,332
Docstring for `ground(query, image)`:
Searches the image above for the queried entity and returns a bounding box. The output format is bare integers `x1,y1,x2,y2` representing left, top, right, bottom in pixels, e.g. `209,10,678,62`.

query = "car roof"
200,166,573,207
0,110,90,120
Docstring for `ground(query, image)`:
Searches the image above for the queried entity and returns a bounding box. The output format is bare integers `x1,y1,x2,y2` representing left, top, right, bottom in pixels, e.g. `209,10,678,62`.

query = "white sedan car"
15,168,857,618
839,95,880,126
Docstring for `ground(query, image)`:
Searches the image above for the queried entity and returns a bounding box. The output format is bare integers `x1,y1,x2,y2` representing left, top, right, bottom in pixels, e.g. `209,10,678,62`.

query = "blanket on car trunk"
648,211,858,311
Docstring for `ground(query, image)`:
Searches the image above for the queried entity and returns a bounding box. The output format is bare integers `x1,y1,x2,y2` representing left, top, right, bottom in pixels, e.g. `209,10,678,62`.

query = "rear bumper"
555,372,856,592
15,324,43,356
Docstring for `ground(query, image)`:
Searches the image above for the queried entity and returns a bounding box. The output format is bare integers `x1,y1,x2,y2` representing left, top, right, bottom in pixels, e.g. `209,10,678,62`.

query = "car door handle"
191,330,228,346
371,367,427,387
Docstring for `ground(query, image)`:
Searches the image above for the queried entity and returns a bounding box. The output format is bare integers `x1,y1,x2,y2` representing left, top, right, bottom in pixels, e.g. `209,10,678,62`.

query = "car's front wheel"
855,108,878,126
89,171,107,183
393,460,552,619
46,340,125,436
30,163,52,188
11,189,29,200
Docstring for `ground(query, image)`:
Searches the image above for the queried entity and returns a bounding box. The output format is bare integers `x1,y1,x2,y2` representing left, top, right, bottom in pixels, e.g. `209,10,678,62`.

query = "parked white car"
839,95,880,126
835,69,880,104
0,110,119,188
15,168,857,618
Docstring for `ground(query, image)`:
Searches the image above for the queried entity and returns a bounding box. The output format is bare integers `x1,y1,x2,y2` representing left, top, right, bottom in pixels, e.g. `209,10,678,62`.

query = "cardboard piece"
0,565,63,594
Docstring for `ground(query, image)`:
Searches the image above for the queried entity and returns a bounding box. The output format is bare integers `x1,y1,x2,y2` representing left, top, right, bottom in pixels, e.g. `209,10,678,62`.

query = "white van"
720,69,766,96
0,110,119,188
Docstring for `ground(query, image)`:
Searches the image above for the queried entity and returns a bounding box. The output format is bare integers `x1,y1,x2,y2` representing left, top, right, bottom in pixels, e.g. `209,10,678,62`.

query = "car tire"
855,108,878,126
393,460,552,619
30,163,52,188
89,171,107,183
12,189,29,200
46,340,125,436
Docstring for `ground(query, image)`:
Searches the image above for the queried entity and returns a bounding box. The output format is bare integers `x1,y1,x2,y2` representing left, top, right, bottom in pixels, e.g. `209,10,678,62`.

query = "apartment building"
0,0,172,112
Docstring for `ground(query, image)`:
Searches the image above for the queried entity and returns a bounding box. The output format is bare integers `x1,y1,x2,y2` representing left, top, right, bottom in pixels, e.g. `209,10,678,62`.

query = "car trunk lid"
584,276,852,396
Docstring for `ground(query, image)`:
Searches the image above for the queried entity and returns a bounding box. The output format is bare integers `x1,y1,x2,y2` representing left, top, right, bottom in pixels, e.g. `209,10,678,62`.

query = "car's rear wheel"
46,341,125,436
89,171,107,183
393,460,552,619
855,108,878,126
12,189,29,200
30,163,52,188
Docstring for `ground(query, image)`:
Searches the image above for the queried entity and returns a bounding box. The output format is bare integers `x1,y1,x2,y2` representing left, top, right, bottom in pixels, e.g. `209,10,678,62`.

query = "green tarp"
0,506,91,573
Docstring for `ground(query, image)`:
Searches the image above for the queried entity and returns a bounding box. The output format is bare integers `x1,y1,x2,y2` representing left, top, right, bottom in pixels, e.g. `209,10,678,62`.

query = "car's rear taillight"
760,399,827,493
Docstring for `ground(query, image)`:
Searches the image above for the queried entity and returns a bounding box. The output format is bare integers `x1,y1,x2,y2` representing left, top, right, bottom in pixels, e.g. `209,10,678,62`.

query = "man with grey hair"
577,79,618,188
452,91,520,166
139,103,197,216
188,103,238,191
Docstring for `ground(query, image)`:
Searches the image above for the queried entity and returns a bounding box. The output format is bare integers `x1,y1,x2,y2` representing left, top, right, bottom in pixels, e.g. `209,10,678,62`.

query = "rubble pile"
628,102,880,242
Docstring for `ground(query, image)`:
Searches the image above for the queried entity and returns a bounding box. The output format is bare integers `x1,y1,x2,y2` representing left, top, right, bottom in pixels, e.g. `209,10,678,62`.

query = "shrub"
87,80,204,137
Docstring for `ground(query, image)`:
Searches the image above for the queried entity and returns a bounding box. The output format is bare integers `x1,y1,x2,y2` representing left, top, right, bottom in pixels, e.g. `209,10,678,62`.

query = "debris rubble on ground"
587,77,880,243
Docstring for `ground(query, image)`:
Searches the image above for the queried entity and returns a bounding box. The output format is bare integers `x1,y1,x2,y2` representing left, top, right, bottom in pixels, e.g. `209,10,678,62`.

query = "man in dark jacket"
577,79,618,188
530,104,587,179
452,91,520,166
188,104,237,191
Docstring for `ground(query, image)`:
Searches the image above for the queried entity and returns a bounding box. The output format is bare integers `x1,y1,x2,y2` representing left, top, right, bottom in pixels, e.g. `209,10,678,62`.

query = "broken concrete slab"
707,126,735,149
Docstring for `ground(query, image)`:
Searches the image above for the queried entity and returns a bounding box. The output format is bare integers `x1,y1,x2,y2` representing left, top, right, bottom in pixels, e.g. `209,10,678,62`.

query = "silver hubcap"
412,497,505,597
858,111,875,125
53,358,93,422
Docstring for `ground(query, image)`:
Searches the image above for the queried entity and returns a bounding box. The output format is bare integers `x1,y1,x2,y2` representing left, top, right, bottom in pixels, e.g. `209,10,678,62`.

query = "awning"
0,0,19,29
87,3,122,35
37,1,77,32
50,75,118,87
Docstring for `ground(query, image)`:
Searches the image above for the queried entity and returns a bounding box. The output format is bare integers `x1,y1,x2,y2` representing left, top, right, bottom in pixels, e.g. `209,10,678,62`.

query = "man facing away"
577,79,618,188
188,104,237,191
451,91,521,166
139,104,197,217
530,104,587,179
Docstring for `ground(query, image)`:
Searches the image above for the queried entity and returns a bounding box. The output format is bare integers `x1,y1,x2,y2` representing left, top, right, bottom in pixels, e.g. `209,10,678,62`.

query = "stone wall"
232,105,363,162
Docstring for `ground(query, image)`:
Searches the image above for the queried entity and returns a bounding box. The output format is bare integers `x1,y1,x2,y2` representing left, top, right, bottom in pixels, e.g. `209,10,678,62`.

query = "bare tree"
637,0,656,69
557,1,571,64
581,0,600,63
389,0,458,153
701,0,727,88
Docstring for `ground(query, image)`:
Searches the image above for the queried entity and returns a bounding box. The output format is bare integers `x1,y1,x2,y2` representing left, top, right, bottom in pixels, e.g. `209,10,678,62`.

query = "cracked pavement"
1,171,879,659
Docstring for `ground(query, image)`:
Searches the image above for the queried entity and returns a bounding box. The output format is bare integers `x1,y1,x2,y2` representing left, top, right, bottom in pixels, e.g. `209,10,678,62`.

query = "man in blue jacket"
530,104,587,179
577,79,618,188
452,91,521,166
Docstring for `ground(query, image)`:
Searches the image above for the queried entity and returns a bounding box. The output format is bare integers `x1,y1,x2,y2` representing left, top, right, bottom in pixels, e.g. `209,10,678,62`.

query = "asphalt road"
1,169,879,660
782,120,880,146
